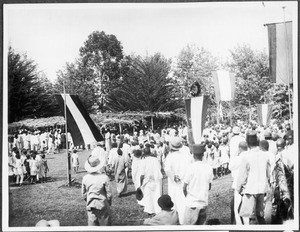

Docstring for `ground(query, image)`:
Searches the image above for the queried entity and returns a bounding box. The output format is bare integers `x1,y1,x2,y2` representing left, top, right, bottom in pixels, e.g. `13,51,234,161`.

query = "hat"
192,144,206,154
158,194,174,210
246,130,258,146
136,187,143,201
84,156,104,173
170,137,183,151
232,126,240,135
97,141,105,146
36,219,60,227
264,130,272,138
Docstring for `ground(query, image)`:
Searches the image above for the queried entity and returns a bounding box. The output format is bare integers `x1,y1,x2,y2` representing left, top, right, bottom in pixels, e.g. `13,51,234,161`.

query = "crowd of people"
8,128,73,186
80,120,295,226
8,120,295,226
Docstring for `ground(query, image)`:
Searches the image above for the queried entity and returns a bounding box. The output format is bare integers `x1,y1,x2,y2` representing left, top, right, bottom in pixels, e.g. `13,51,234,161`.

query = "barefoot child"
71,150,79,173
40,154,49,182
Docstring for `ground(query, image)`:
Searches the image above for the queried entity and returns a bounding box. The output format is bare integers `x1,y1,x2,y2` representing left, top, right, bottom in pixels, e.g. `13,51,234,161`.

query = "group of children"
9,147,49,186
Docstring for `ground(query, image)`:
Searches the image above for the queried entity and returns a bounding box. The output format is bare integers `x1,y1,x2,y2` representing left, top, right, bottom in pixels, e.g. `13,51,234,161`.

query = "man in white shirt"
182,143,213,225
229,141,249,225
236,131,270,224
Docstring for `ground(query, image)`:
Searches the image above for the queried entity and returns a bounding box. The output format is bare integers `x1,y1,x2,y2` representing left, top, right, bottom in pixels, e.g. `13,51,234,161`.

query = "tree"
79,31,125,111
173,44,219,102
8,47,58,123
106,53,183,112
264,83,292,121
55,59,99,113
226,44,272,107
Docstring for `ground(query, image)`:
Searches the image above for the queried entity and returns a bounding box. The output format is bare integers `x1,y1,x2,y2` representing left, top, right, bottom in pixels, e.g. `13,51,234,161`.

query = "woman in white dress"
140,147,163,215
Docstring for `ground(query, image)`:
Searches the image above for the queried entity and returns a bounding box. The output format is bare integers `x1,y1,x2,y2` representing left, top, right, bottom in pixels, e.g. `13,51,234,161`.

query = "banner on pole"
256,104,273,126
212,70,236,103
265,21,293,85
55,94,103,147
185,96,209,145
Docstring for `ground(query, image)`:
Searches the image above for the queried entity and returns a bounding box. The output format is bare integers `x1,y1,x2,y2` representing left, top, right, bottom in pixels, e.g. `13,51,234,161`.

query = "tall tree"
173,44,219,102
55,59,99,113
8,47,58,123
106,53,183,112
79,31,125,111
226,44,271,106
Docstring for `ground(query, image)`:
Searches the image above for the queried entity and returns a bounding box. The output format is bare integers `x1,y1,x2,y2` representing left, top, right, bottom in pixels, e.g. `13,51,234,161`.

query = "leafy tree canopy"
8,47,58,123
106,53,183,112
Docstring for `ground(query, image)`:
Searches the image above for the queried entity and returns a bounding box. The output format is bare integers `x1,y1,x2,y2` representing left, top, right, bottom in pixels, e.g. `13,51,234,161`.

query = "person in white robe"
140,147,163,215
164,137,193,224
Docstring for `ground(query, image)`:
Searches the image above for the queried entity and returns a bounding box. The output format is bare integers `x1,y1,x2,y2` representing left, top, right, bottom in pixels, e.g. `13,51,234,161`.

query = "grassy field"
8,149,233,227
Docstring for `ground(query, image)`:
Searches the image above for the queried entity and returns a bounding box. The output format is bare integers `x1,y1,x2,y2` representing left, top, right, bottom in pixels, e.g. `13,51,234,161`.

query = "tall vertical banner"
257,104,273,126
212,70,236,103
185,96,209,145
266,21,293,85
55,94,103,147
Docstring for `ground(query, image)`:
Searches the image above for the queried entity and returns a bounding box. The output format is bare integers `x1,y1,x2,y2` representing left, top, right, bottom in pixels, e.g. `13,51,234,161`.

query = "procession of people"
78,120,295,226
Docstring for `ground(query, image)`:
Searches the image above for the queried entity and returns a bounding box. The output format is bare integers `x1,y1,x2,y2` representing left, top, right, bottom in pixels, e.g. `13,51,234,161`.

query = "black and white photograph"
2,1,298,231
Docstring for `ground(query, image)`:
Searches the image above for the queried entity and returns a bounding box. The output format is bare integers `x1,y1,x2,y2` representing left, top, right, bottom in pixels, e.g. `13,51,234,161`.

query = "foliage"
172,44,219,103
264,83,292,120
79,31,126,111
55,60,99,113
8,47,59,123
226,44,272,107
106,53,183,112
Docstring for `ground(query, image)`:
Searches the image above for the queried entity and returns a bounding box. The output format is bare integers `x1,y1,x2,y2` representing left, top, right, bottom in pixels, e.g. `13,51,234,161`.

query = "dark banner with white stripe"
266,21,293,85
185,96,209,145
257,104,273,126
55,94,103,147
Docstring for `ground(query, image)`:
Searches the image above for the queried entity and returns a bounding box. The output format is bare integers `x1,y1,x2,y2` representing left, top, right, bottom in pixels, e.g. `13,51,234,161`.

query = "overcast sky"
4,1,297,82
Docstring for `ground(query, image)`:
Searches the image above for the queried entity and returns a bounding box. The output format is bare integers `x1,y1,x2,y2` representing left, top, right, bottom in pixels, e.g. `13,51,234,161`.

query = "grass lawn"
8,149,233,227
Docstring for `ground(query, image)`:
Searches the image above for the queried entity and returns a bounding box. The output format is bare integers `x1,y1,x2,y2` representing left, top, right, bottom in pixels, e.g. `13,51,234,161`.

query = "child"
39,154,49,182
82,156,112,226
212,142,221,179
144,194,179,225
8,151,15,184
219,138,230,176
71,150,79,173
29,154,38,184
24,154,31,181
14,151,24,186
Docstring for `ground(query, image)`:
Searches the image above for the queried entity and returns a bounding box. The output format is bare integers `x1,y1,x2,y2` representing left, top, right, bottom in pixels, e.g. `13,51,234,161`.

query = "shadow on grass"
120,190,136,197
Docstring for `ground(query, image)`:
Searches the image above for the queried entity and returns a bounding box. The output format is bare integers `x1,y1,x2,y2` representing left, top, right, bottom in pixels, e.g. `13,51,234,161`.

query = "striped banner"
212,70,236,103
55,94,103,147
185,96,209,145
266,21,293,85
257,104,273,126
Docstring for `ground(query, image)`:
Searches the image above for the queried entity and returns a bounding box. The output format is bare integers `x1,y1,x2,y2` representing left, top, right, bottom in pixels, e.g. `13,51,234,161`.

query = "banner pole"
63,82,71,185
282,6,292,128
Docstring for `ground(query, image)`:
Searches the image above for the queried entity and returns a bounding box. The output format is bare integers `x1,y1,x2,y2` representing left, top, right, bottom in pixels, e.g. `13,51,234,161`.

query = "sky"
4,1,297,82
